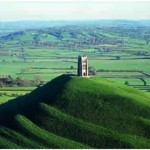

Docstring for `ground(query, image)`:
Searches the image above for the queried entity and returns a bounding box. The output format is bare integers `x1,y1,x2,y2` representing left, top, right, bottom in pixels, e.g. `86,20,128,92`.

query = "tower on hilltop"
77,56,88,77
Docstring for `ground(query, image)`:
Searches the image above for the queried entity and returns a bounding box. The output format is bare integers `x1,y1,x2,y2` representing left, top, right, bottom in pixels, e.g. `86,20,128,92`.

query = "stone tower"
78,56,88,76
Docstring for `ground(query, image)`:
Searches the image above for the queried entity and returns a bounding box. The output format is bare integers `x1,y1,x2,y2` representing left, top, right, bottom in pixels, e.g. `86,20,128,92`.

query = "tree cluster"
0,76,43,87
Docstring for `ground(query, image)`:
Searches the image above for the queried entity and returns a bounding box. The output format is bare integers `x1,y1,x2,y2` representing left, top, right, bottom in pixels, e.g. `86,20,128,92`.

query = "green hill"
0,74,150,148
1,21,150,50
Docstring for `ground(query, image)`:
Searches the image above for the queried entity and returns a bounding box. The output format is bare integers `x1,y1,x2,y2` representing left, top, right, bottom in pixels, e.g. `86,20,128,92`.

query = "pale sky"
0,0,150,21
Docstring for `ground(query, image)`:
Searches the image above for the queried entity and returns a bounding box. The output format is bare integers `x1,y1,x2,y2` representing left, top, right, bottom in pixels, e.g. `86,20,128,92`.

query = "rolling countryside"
0,20,150,102
0,19,150,148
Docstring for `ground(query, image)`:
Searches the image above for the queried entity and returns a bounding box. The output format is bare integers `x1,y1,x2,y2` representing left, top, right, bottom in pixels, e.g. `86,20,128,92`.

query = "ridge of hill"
0,20,150,50
0,75,150,148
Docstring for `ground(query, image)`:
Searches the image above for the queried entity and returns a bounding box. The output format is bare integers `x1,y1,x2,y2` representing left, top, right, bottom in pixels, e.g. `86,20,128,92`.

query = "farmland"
0,87,36,104
0,20,150,102
0,20,150,148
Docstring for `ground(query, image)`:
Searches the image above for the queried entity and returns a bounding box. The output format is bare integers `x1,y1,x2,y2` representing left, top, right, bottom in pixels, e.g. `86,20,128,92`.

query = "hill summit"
0,75,150,148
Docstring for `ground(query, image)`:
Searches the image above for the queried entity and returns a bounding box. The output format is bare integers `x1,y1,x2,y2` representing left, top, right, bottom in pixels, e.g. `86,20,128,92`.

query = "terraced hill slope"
0,75,150,148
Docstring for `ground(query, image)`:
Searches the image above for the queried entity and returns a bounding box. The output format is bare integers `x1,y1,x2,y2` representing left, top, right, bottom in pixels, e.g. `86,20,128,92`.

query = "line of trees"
0,75,44,87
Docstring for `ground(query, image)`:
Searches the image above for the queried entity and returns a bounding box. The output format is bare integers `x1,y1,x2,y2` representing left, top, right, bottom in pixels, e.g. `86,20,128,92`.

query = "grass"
0,22,150,148
1,45,150,95
45,103,150,148
0,136,21,149
0,126,43,148
0,87,35,104
1,26,150,95
90,59,150,73
0,75,150,148
0,87,35,91
0,96,16,104
1,47,150,96
106,78,143,85
15,115,90,148
34,103,134,148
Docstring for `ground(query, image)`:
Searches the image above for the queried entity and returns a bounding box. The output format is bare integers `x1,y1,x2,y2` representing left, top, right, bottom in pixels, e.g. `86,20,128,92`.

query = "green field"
1,48,150,80
0,21,150,103
0,87,36,104
1,47,150,101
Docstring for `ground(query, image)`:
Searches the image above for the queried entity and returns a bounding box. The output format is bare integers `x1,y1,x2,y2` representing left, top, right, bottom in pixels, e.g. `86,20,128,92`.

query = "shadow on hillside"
0,74,74,127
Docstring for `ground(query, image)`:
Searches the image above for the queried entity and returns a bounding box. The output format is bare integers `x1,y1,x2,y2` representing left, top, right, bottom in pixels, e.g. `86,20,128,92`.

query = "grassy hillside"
0,74,150,148
0,20,150,96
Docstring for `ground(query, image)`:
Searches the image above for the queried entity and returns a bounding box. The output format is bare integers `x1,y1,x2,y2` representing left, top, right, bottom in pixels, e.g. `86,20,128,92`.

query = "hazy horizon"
0,1,150,21
1,18,150,23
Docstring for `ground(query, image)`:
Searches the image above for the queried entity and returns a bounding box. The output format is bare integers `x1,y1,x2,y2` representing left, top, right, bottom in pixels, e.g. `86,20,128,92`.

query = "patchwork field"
0,20,150,102
0,87,36,104
0,20,150,148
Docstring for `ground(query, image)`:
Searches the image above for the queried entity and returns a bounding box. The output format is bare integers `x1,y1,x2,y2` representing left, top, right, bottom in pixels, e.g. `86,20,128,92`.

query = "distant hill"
1,20,150,49
0,20,81,30
0,20,86,36
0,20,150,30
0,75,150,148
